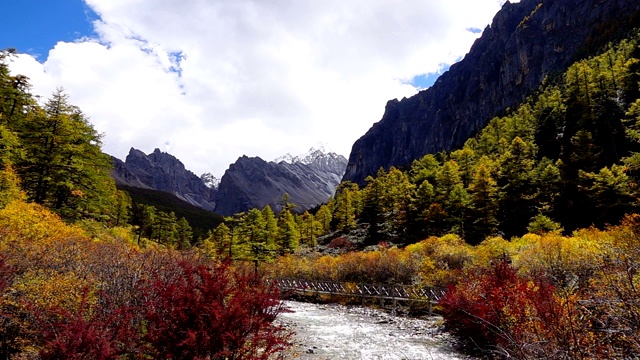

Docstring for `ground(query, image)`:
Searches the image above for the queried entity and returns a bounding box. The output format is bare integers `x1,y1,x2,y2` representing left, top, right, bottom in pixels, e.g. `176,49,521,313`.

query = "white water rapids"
277,301,473,360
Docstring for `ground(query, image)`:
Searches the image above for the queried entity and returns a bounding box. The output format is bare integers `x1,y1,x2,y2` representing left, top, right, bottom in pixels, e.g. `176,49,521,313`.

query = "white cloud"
9,0,506,177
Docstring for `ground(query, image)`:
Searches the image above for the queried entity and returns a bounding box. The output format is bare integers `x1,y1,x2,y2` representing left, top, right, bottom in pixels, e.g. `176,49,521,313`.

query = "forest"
0,26,639,360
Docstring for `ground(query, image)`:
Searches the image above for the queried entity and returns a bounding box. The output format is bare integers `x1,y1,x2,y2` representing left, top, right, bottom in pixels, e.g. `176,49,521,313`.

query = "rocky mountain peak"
200,172,220,189
274,146,346,168
214,149,348,216
274,153,295,164
112,148,217,211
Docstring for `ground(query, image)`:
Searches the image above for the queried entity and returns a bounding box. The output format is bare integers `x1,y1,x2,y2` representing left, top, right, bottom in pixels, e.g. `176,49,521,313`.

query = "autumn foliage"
140,260,288,359
0,200,290,359
264,219,640,358
439,261,572,358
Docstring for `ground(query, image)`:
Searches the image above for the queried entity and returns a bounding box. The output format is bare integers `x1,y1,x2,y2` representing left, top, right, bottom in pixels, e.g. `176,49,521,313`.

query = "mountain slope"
111,148,217,211
343,0,640,184
214,149,347,216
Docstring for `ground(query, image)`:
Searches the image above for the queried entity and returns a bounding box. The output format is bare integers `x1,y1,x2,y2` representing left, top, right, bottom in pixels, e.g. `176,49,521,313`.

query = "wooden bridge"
271,278,447,315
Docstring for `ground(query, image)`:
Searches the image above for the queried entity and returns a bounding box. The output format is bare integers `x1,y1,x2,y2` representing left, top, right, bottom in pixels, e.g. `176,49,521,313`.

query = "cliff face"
343,0,640,184
111,148,218,211
214,150,347,216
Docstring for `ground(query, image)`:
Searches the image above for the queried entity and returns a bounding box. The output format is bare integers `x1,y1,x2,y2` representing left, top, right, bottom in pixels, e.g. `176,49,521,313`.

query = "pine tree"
153,211,178,248
314,204,332,235
467,160,499,244
0,49,34,127
277,209,300,254
213,222,232,258
451,148,476,187
112,190,131,227
132,204,156,244
299,211,320,247
333,186,357,232
262,205,279,249
15,89,117,220
497,137,538,237
237,208,276,262
381,167,414,241
362,174,385,244
175,217,193,250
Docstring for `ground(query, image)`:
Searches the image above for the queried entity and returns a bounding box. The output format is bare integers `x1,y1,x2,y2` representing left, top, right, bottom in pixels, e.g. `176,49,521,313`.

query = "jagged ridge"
215,149,347,216
111,148,217,211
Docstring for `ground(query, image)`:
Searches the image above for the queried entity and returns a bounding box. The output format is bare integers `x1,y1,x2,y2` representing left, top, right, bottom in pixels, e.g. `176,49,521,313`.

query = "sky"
1,0,510,178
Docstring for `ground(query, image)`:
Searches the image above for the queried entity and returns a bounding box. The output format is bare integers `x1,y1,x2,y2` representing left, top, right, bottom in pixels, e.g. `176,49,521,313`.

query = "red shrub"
439,262,564,358
39,292,139,360
0,256,13,293
37,259,291,359
140,260,291,359
327,237,355,250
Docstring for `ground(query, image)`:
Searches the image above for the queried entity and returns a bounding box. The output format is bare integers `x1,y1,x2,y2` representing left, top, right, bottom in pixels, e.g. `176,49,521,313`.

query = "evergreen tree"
381,167,414,241
314,204,332,235
533,159,562,216
175,217,193,250
277,209,300,254
132,204,156,244
467,160,499,244
279,193,296,213
153,211,178,247
16,89,117,220
237,208,276,262
409,179,439,239
333,185,357,232
112,190,131,227
262,205,279,249
451,148,476,187
446,184,472,238
0,49,34,127
497,137,538,237
362,173,385,244
299,211,320,247
580,165,637,227
410,154,440,185
213,222,232,258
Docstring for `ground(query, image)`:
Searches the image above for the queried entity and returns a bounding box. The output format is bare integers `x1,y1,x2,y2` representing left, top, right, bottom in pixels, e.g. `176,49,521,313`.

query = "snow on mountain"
274,145,340,165
200,172,220,189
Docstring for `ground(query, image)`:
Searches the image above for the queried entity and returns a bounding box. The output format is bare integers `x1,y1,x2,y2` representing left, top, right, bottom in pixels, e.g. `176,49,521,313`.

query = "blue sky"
5,0,505,177
410,65,451,89
0,0,97,59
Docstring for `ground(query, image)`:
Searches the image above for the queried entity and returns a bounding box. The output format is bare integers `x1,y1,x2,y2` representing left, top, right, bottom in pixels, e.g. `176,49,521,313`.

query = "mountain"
111,147,347,216
214,148,348,216
111,148,217,211
343,0,640,184
200,172,221,189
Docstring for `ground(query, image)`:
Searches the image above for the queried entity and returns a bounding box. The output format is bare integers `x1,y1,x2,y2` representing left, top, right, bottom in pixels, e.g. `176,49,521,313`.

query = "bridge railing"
270,278,447,303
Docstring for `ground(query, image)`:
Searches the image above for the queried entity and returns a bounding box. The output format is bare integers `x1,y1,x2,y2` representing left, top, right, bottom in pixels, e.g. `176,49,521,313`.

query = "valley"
1,0,640,358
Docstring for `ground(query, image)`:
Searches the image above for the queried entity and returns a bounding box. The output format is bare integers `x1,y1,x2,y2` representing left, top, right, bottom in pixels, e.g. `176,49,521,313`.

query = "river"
277,301,473,360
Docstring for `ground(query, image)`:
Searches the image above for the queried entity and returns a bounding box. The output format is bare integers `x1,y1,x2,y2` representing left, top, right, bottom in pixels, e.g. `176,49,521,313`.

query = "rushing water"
277,301,473,360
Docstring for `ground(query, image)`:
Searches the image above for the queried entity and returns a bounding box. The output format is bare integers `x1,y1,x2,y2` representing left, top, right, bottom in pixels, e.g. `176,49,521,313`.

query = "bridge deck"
271,278,447,315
